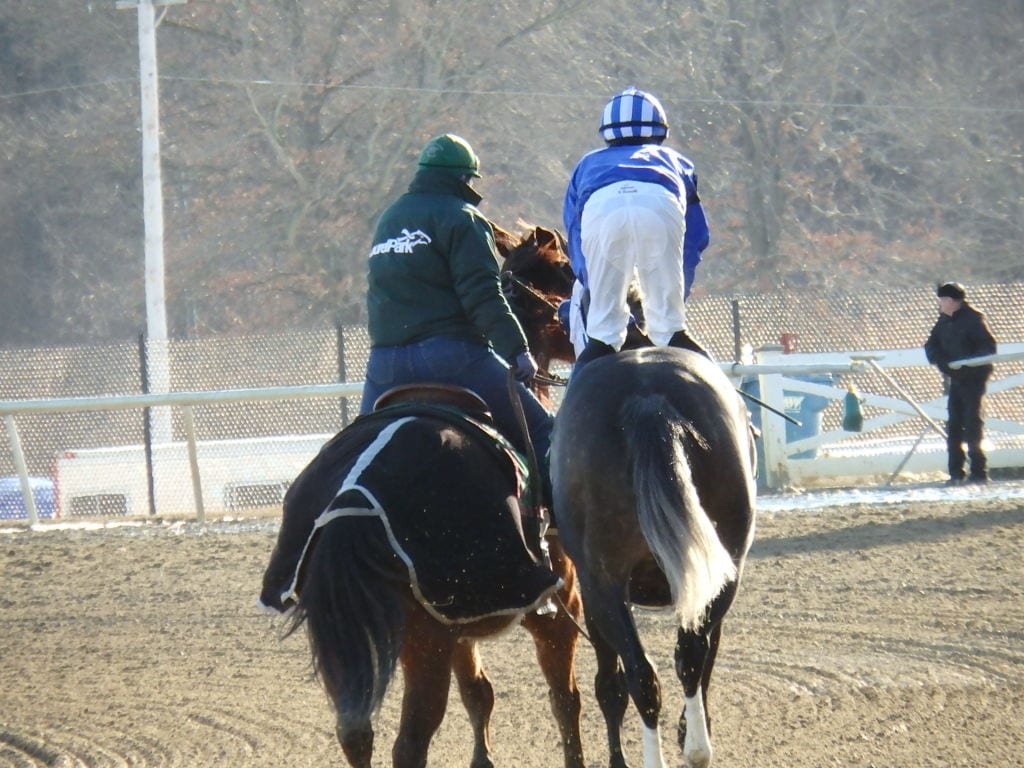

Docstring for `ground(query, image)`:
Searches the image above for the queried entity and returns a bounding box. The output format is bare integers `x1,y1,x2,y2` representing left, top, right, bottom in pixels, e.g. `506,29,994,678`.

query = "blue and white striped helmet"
599,87,669,142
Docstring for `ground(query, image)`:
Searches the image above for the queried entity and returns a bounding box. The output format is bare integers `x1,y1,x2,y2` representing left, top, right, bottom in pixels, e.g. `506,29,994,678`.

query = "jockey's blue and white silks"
563,143,709,293
599,87,670,141
581,181,687,349
564,87,712,355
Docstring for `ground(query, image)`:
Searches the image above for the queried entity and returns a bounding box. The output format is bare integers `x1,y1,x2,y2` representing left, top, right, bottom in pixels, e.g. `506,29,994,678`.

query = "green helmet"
418,134,481,177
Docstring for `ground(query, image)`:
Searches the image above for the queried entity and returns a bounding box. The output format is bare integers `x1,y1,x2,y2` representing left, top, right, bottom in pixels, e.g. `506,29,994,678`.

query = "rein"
506,371,545,518
502,271,561,322
535,370,568,388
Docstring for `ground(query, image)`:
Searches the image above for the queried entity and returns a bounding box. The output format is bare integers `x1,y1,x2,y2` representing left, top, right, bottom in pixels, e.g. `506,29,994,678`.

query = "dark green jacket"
366,169,528,362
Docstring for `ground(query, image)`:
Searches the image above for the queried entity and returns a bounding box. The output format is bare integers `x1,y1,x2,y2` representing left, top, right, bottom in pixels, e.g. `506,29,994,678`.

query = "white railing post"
755,347,790,490
4,415,39,526
181,406,205,523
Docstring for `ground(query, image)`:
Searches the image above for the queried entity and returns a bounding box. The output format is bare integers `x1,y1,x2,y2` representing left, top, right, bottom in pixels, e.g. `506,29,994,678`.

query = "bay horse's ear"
538,225,570,256
533,226,559,251
491,222,517,260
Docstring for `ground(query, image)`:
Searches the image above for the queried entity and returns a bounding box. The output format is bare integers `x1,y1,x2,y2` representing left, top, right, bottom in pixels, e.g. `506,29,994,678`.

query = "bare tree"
0,0,1018,346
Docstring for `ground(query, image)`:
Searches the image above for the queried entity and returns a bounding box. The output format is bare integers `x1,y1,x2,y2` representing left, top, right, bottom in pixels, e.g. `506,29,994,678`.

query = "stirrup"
522,512,557,615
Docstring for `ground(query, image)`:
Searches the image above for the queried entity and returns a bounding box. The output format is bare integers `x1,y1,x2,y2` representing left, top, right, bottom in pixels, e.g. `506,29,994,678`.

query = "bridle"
501,270,562,323
501,270,570,388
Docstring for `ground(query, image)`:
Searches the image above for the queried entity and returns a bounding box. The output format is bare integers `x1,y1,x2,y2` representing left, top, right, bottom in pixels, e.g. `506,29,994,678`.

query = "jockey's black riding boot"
522,511,548,562
668,328,712,359
524,467,553,564
525,468,557,615
572,336,616,375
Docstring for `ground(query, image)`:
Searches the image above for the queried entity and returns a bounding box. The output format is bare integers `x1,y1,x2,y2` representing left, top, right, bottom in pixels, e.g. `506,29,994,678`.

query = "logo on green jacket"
370,228,432,257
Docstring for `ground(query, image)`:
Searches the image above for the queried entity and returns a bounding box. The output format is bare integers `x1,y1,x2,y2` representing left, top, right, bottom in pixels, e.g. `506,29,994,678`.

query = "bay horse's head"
492,223,577,376
493,223,575,299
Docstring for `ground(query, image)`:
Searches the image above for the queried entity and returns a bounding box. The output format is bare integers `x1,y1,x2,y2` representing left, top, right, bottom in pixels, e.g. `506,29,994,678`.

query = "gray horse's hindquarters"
549,346,756,765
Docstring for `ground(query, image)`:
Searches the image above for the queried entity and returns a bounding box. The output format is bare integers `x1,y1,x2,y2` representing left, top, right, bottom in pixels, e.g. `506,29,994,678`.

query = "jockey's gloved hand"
513,350,539,385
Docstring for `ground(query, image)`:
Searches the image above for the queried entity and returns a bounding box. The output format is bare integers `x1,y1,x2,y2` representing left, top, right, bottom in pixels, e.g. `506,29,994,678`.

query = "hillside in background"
0,0,1021,346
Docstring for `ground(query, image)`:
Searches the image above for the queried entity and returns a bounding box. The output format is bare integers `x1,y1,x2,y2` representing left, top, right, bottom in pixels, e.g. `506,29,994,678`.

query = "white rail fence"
2,345,1022,526
737,344,1024,490
2,383,360,526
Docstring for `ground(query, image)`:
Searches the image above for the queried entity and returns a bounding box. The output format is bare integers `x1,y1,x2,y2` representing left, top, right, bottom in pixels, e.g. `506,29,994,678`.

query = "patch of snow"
757,478,1024,512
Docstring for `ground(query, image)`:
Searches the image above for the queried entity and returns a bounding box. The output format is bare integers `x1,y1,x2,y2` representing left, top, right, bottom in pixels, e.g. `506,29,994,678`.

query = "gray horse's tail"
288,515,405,727
623,394,737,631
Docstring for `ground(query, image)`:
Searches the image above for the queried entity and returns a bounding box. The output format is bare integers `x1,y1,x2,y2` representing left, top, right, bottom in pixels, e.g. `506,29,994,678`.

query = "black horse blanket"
259,405,560,623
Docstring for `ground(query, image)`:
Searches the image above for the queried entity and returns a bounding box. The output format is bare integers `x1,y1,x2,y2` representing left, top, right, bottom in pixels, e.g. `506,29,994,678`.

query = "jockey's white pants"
580,180,687,349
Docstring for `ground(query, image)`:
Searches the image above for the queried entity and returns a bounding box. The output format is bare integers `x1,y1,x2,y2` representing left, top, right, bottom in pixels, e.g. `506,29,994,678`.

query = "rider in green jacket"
362,134,553,552
258,136,553,613
366,139,529,365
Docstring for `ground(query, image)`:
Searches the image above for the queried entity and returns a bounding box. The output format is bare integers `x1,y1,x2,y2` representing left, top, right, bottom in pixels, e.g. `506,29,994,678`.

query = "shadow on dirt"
749,503,1024,559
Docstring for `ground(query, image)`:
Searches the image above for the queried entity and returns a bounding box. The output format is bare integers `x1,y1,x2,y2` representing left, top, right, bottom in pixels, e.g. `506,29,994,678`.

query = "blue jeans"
360,336,554,485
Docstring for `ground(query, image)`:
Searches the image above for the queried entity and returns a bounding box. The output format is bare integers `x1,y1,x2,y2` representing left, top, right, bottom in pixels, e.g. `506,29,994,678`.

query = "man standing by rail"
924,282,998,485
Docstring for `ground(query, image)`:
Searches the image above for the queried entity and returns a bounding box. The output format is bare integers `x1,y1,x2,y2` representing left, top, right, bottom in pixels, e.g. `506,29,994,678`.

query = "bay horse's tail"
288,515,405,727
623,394,737,631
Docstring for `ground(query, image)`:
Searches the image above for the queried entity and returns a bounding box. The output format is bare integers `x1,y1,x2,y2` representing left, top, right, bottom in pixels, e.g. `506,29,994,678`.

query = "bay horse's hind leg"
522,540,585,768
393,606,456,768
583,579,665,768
452,640,497,768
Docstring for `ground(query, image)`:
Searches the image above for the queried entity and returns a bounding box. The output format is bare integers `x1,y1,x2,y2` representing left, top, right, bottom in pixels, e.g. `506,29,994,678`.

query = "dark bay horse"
276,397,584,768
500,227,756,767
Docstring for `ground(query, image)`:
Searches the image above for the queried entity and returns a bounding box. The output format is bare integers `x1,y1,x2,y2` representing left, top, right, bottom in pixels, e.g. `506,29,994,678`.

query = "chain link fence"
2,284,1021,519
690,282,1024,444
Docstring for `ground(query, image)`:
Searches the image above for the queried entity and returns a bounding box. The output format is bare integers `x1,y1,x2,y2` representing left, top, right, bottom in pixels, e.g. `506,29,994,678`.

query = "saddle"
373,383,493,424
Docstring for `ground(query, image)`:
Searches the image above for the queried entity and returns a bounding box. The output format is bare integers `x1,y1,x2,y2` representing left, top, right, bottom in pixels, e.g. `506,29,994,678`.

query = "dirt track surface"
2,496,1022,767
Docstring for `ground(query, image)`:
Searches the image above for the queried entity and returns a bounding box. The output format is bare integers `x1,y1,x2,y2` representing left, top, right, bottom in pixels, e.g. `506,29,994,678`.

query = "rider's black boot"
572,336,616,374
529,468,554,564
668,328,712,359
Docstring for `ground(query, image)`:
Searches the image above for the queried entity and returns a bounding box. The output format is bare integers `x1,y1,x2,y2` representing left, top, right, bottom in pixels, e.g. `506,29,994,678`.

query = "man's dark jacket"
365,168,528,362
924,302,997,382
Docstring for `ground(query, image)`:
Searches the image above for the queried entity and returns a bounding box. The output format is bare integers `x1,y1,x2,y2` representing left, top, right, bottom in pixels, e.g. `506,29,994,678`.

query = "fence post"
756,346,790,490
731,299,742,363
4,415,38,525
181,406,205,523
139,333,157,516
336,323,351,427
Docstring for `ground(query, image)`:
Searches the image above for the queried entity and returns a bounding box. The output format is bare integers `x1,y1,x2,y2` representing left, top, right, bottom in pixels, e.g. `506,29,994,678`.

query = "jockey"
361,133,554,554
563,86,711,370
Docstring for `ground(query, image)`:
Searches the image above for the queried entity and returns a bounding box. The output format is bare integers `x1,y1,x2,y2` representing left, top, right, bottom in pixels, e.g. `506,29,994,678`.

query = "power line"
0,78,136,100
2,75,1022,115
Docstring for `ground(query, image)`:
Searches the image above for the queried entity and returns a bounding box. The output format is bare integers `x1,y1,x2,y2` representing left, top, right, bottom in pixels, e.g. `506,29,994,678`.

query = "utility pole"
116,0,186,443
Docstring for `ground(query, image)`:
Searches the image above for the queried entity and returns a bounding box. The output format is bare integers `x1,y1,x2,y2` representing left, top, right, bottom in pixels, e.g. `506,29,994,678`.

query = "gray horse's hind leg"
674,586,734,768
591,631,631,768
583,579,664,768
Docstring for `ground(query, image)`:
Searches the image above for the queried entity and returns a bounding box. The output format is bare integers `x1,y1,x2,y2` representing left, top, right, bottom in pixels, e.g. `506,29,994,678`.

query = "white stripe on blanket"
280,416,416,607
